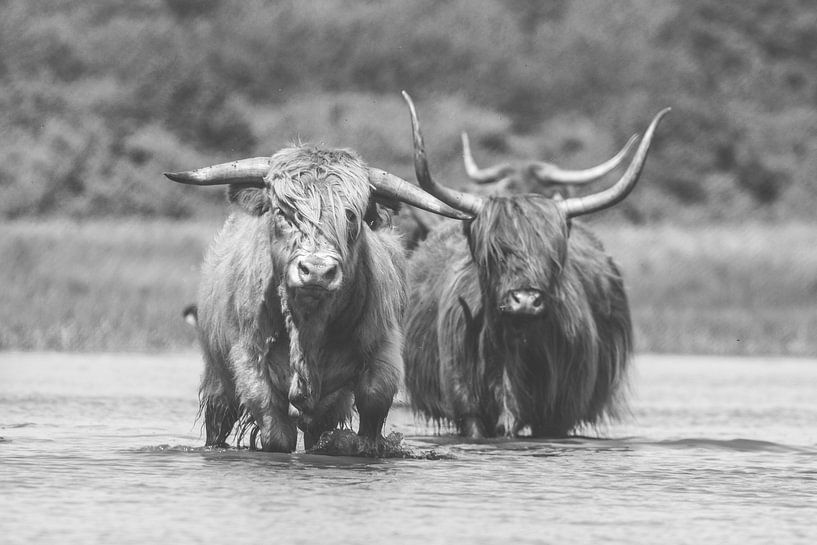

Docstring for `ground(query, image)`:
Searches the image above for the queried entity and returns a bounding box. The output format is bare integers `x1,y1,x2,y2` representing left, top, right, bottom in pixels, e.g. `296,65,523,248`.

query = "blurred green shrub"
0,0,815,221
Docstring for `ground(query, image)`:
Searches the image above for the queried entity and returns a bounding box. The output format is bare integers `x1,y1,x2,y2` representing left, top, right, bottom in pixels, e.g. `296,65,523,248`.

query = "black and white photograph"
1,1,815,543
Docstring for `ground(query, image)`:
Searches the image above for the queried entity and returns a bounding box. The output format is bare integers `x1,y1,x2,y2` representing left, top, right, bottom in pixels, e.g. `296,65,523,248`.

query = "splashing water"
307,429,451,459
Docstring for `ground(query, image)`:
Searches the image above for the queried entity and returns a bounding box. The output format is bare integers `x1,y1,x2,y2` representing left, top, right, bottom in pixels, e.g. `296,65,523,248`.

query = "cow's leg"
254,406,297,452
493,367,522,437
301,428,320,451
450,368,493,439
200,352,238,447
354,330,401,441
450,367,493,438
230,345,297,453
452,345,506,439
301,389,354,450
457,415,486,439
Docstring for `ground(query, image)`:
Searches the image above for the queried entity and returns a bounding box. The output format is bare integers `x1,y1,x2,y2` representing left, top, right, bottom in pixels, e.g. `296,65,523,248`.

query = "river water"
1,352,815,544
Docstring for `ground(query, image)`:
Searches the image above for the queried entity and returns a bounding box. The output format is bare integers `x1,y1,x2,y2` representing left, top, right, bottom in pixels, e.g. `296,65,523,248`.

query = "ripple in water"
3,353,817,544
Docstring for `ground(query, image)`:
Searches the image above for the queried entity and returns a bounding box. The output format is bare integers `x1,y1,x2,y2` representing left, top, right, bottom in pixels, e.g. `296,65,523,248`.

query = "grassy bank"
0,220,219,352
1,219,815,356
599,223,817,356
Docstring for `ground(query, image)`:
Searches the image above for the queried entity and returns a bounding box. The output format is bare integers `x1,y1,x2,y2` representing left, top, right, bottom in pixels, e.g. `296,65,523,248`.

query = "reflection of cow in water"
165,144,463,452
401,92,670,438
395,129,638,250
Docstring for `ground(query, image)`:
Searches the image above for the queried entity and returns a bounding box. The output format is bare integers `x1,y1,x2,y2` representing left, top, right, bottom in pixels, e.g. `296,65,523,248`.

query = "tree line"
1,0,814,222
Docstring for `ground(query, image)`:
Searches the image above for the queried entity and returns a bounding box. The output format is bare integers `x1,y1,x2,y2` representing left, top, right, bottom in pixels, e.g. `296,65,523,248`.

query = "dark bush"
737,159,788,204
164,0,219,19
1,0,816,220
664,177,707,205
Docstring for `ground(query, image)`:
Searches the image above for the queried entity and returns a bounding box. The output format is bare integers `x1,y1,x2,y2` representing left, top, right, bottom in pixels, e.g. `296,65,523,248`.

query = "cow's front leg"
300,389,354,450
230,344,297,453
450,366,495,439
255,405,298,452
354,330,401,441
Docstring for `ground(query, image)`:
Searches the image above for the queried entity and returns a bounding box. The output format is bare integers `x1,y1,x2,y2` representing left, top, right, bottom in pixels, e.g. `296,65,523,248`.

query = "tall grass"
1,219,815,356
0,219,220,351
595,222,817,356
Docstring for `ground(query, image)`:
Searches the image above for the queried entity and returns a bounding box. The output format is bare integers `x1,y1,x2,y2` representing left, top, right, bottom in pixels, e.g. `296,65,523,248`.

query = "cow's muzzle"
499,289,545,317
288,255,342,292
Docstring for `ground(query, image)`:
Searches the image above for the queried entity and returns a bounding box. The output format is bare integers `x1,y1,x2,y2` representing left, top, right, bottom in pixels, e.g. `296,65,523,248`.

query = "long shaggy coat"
404,196,631,437
195,145,406,452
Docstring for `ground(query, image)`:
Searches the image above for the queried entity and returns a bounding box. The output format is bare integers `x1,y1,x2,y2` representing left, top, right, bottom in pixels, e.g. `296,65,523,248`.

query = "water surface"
1,353,815,544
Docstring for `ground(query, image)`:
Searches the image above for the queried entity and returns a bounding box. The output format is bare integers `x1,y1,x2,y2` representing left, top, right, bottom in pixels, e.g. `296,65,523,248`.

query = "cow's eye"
273,209,294,230
346,209,361,240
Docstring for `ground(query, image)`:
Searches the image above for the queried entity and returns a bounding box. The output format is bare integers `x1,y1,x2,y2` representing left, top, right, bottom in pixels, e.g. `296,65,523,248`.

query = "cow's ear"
227,185,269,216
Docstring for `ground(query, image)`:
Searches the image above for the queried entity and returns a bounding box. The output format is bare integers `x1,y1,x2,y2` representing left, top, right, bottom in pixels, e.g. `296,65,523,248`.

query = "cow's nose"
295,256,342,290
503,289,545,316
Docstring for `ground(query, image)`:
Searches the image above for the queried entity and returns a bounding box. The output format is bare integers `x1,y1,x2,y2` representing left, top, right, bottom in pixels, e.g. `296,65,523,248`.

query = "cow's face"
466,195,568,323
228,146,369,305
266,147,369,302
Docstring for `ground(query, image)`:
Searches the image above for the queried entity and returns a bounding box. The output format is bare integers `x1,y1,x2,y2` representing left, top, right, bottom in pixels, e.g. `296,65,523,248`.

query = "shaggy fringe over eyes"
266,145,370,258
469,196,568,294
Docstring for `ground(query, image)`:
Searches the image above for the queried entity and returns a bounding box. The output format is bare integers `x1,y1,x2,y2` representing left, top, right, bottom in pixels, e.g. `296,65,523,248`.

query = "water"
1,352,816,544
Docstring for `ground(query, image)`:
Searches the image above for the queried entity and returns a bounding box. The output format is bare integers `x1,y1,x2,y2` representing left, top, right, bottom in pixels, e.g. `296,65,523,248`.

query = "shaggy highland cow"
401,92,669,438
165,144,465,452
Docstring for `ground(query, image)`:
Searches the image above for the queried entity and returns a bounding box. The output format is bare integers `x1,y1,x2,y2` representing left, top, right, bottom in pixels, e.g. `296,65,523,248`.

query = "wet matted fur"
404,195,631,438
195,145,406,452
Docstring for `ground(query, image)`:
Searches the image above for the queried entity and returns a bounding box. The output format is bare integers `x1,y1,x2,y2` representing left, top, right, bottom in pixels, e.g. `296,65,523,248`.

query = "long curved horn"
368,169,471,220
164,150,467,219
558,108,670,219
461,132,513,184
530,134,639,184
164,157,271,187
402,91,483,216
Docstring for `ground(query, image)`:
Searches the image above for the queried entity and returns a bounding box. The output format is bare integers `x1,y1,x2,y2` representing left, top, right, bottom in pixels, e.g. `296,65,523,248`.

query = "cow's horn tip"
164,172,191,183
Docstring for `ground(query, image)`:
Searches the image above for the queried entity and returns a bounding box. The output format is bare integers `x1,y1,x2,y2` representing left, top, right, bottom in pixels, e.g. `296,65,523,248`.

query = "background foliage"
2,0,815,222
